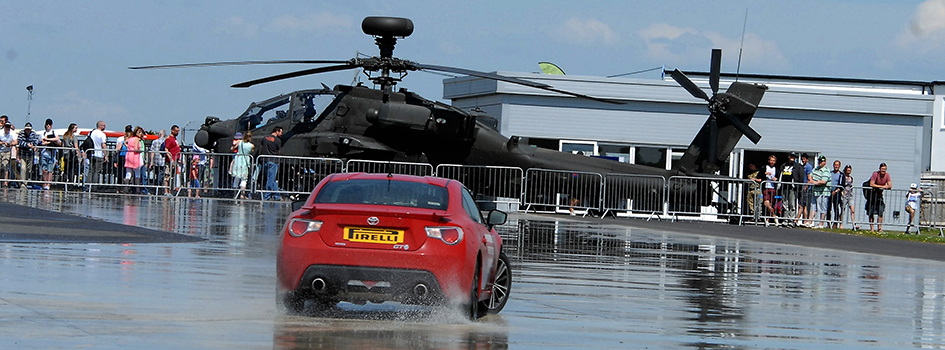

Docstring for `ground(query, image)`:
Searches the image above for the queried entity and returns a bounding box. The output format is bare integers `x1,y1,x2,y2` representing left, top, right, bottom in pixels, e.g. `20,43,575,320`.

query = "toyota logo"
367,217,379,226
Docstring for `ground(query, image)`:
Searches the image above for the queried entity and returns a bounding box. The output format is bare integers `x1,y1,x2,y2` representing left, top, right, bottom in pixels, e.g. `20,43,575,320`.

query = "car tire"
466,264,481,320
281,292,305,315
309,298,338,317
480,252,511,315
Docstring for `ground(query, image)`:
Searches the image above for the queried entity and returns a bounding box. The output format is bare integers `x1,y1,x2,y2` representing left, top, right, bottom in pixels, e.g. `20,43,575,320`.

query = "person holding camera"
39,118,61,190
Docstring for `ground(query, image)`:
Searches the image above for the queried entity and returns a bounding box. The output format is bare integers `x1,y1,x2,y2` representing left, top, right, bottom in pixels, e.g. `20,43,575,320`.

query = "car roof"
326,172,453,188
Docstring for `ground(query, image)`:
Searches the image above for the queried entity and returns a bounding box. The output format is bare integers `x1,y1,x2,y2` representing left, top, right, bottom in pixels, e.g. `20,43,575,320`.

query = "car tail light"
425,226,464,245
288,218,323,237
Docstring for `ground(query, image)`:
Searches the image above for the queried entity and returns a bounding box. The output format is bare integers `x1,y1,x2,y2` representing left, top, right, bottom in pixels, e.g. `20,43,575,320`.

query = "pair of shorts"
867,200,886,216
763,189,776,203
798,189,811,207
0,152,10,170
814,195,829,213
906,201,917,211
39,153,55,172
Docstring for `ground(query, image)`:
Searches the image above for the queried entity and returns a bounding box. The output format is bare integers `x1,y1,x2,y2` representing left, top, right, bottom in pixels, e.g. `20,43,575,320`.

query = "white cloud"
215,16,259,39
267,12,353,34
896,0,945,51
637,23,702,61
638,23,789,72
556,18,619,46
910,0,945,36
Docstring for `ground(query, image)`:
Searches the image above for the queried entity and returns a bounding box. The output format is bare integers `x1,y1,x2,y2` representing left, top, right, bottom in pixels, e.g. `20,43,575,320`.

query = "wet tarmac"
1,190,945,349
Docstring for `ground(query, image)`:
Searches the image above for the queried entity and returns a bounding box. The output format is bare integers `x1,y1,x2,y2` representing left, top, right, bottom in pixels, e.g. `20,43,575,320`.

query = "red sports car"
277,173,512,319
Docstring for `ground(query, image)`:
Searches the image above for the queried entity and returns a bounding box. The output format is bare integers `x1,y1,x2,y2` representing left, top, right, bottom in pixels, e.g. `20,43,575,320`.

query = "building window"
527,138,559,151
635,146,667,169
599,144,631,163
559,140,597,156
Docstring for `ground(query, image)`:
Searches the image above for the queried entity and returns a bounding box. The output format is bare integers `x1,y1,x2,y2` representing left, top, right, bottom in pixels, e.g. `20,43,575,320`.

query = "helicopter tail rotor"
672,49,767,175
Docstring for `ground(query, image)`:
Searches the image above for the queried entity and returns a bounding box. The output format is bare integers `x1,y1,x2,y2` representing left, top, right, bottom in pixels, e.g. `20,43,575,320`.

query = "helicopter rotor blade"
129,60,351,70
707,116,718,163
231,63,359,88
534,86,625,104
721,111,762,144
709,49,721,95
670,69,709,101
415,63,552,89
416,63,624,104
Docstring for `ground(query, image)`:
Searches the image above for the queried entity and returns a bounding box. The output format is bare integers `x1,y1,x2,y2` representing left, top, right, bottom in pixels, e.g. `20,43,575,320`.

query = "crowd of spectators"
0,116,286,201
748,152,920,233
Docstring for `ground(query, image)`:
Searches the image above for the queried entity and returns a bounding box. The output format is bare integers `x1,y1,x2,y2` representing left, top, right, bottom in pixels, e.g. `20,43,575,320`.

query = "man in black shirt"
778,152,805,227
259,127,283,200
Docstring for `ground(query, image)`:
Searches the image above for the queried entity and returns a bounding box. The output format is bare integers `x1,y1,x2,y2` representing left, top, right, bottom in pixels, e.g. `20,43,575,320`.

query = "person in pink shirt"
123,126,144,193
867,162,892,232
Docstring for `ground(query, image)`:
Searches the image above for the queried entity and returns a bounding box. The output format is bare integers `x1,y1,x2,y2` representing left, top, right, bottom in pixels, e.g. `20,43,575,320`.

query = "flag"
538,62,565,75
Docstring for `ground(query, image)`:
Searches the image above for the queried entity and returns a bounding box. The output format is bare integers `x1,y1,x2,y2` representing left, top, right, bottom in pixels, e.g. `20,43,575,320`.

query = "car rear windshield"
313,179,449,210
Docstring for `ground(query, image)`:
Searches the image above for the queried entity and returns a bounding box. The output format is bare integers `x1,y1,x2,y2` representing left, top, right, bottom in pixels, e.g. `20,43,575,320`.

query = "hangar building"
444,72,944,190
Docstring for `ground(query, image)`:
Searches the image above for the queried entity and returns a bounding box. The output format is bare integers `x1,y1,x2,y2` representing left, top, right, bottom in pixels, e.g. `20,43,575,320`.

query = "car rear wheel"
281,292,338,316
281,292,305,315
465,264,481,320
480,252,511,314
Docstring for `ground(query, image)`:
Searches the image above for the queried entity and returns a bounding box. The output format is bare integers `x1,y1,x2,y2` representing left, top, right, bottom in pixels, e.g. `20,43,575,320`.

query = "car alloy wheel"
480,252,511,314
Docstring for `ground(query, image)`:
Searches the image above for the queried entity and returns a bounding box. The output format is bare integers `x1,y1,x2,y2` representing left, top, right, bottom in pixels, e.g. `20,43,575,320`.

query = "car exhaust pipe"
414,283,428,296
311,278,327,292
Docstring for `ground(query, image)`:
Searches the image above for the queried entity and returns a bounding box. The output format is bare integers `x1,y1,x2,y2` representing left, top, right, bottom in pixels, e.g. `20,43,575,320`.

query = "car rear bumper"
291,264,447,305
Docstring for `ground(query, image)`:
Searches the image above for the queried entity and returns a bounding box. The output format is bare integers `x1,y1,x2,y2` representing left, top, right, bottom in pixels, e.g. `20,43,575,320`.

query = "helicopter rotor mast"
361,16,414,94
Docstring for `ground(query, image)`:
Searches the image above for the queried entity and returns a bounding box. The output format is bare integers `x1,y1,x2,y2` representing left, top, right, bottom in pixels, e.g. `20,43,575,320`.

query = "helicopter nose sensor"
362,16,414,38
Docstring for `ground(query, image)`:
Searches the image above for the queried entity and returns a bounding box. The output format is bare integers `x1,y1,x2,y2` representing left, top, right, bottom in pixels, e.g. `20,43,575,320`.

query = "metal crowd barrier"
1,146,85,190
345,159,434,177
434,164,523,210
175,151,220,198
921,190,944,228
15,148,942,233
716,177,937,233
523,169,602,216
666,176,753,223
857,187,922,232
601,174,666,219
83,148,173,195
254,155,344,199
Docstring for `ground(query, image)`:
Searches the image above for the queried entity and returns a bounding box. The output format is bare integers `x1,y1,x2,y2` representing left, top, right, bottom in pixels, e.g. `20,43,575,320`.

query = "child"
905,183,922,234
189,155,201,198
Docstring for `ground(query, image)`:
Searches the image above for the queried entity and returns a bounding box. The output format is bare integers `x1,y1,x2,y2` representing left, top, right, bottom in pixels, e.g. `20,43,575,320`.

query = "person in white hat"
904,183,922,234
16,122,41,184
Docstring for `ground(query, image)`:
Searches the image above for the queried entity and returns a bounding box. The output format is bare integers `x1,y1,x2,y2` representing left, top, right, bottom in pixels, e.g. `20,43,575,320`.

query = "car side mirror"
486,209,507,226
291,200,306,212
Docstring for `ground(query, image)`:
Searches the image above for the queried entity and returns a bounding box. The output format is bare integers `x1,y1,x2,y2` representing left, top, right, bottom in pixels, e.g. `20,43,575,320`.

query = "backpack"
861,180,872,200
80,136,94,152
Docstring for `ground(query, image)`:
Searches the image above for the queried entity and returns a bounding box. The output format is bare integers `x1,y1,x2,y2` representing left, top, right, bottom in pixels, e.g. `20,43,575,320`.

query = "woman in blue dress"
229,131,254,199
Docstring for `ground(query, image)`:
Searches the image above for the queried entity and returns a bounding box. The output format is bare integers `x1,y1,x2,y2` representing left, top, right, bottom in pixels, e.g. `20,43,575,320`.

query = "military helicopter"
131,16,767,211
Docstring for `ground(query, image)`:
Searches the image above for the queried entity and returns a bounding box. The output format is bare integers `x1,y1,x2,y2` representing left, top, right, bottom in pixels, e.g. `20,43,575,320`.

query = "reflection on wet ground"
1,190,944,349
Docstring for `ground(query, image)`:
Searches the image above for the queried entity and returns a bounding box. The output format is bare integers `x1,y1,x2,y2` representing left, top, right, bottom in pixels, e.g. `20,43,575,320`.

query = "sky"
2,0,944,137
